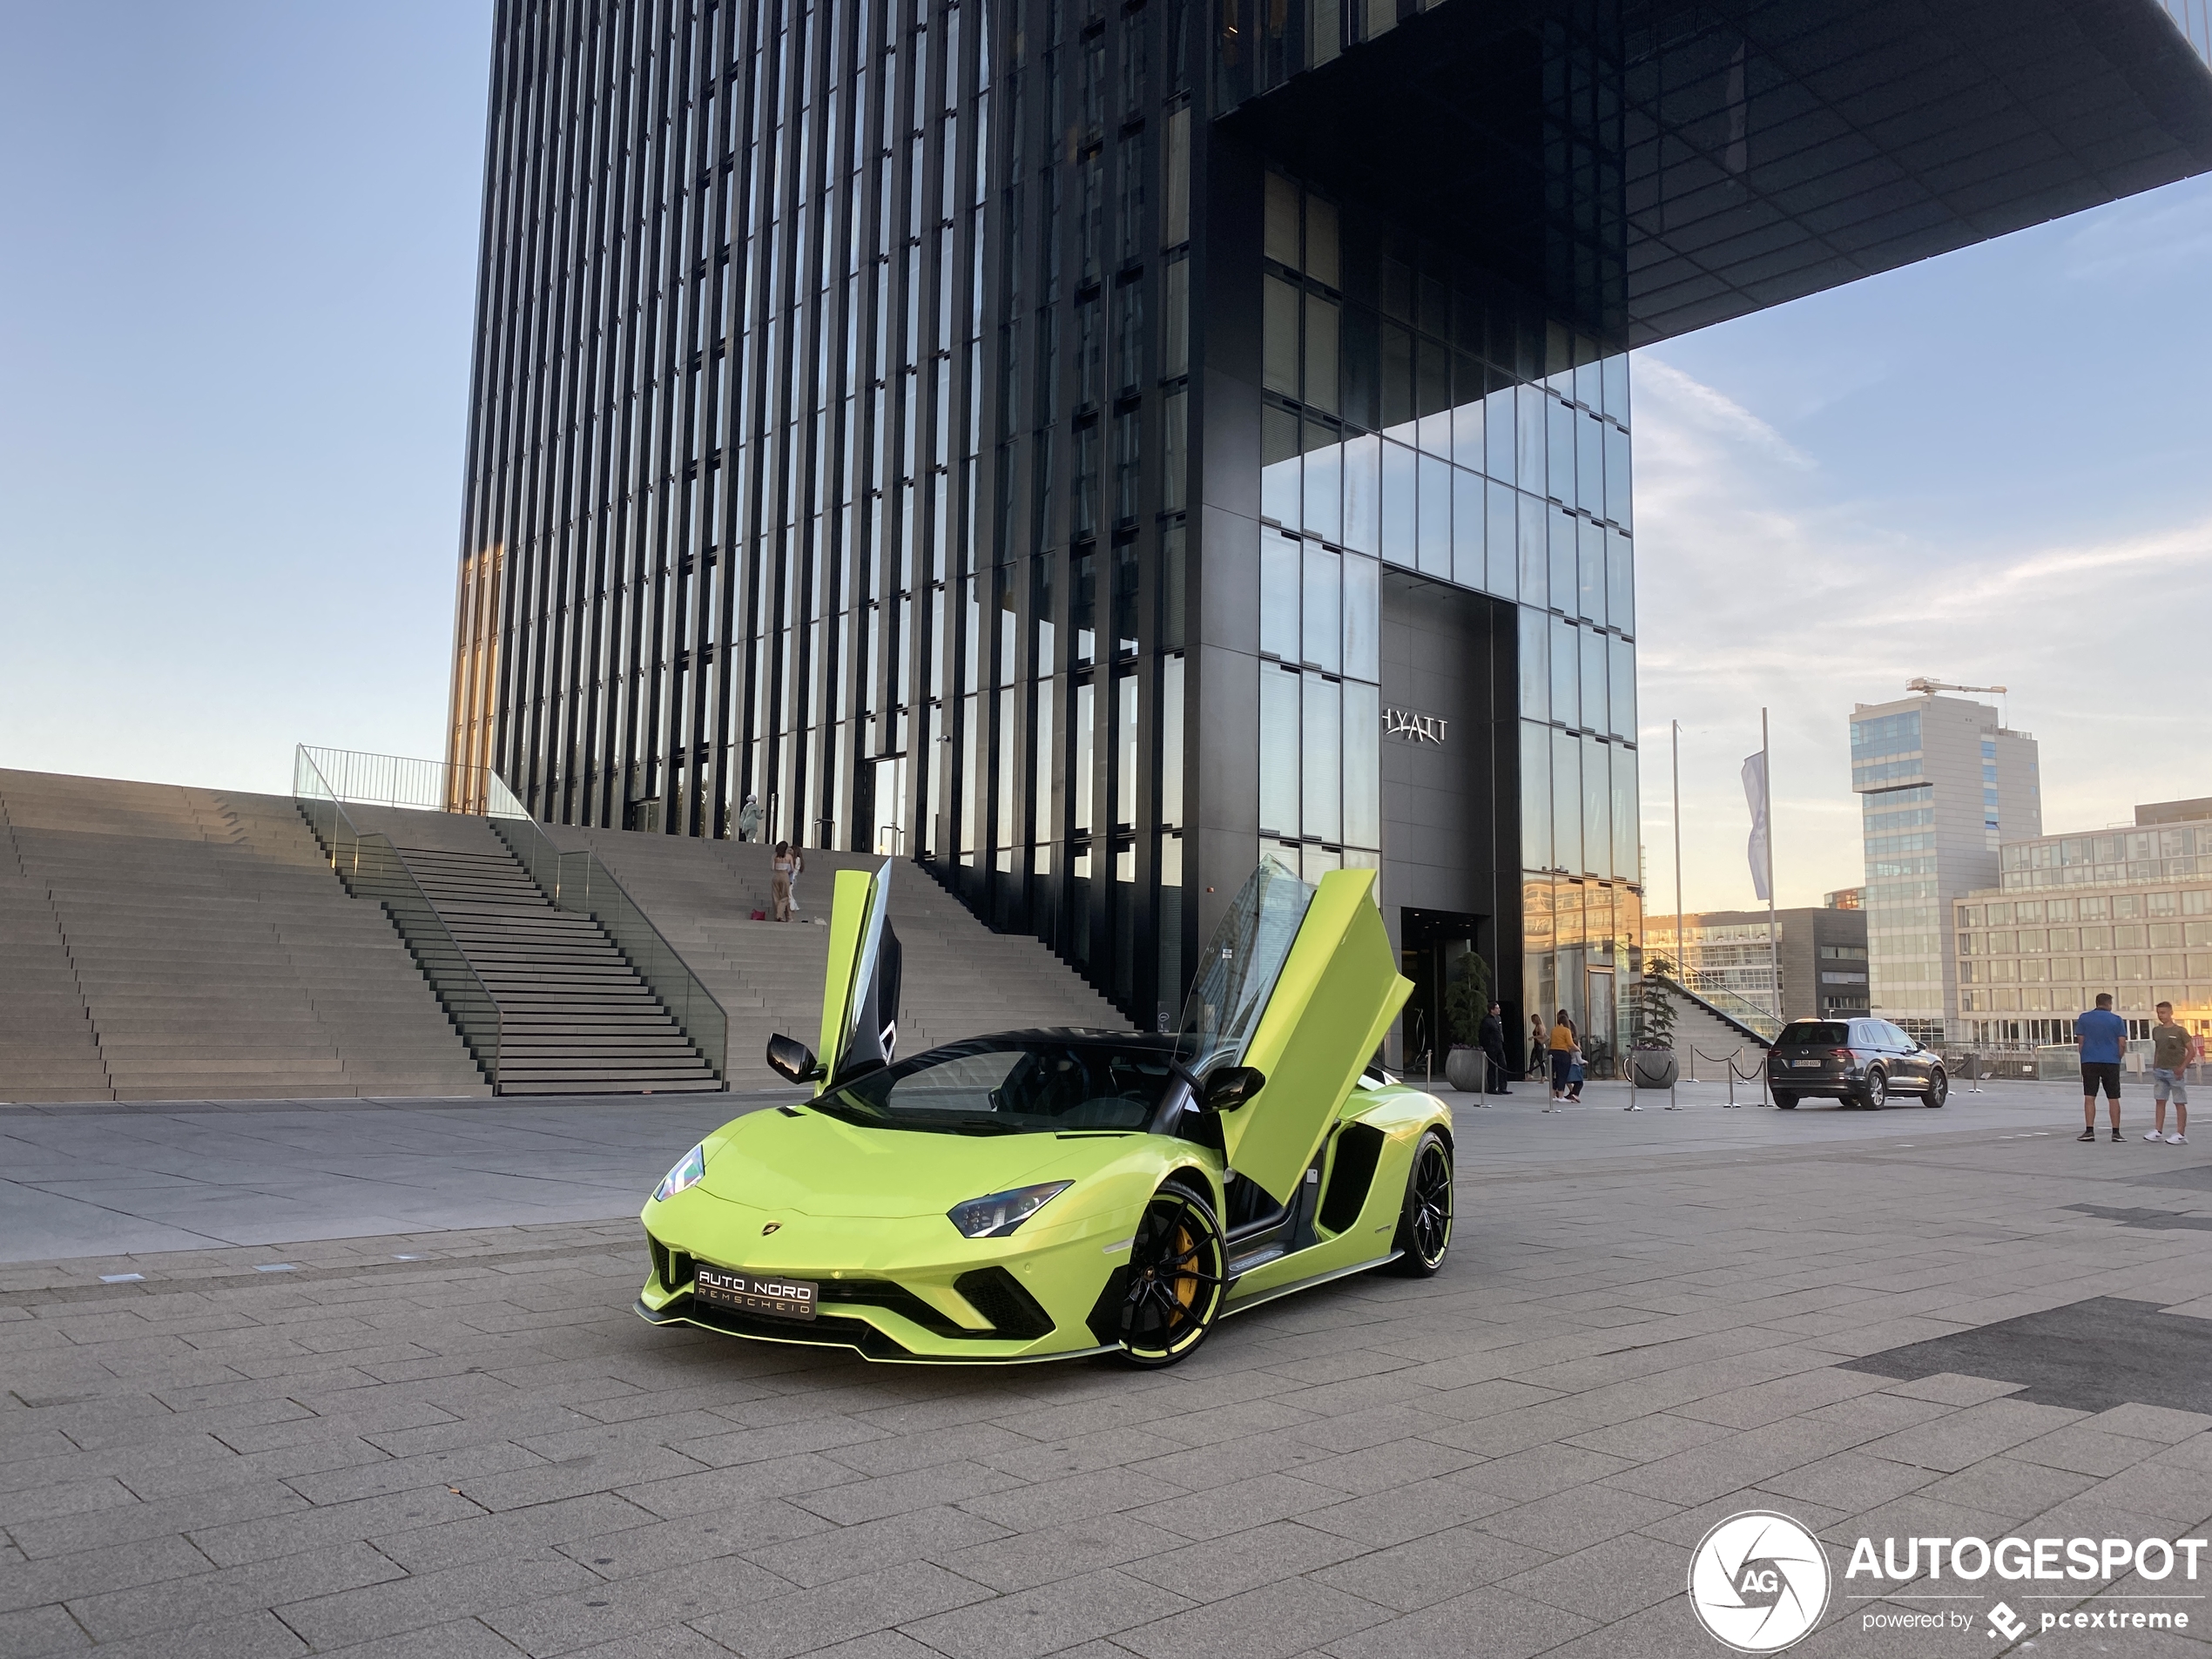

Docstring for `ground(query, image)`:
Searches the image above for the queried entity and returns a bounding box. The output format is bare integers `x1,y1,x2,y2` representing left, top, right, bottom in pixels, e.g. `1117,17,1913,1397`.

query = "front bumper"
636,1194,1138,1365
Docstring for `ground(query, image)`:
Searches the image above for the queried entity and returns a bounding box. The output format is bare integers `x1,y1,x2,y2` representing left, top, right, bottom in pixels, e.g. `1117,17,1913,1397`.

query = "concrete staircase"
540,826,1130,1089
0,769,488,1103
1668,987,1772,1083
340,808,720,1095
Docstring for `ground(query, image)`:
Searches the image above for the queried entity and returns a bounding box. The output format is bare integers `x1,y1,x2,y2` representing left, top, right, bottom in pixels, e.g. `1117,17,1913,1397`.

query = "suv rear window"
1777,1021,1850,1047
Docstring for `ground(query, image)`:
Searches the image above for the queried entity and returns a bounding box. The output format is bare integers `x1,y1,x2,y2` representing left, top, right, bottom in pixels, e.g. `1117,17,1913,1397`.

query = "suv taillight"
1830,1049,1853,1062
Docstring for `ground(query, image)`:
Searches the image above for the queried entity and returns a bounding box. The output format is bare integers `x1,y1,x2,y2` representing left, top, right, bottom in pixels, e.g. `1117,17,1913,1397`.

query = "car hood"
697,1104,1111,1218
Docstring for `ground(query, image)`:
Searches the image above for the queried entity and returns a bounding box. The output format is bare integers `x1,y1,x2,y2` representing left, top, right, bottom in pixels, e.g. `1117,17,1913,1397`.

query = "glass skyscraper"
1851,691,2040,1047
450,0,2212,1060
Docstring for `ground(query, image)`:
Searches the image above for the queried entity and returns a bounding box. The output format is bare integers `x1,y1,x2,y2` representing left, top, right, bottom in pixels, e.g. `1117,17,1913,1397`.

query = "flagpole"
1763,706,1779,1022
1671,718,1684,991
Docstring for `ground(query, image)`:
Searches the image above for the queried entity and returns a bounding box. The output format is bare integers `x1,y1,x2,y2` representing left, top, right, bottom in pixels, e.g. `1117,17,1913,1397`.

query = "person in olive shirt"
2144,1000,2202,1145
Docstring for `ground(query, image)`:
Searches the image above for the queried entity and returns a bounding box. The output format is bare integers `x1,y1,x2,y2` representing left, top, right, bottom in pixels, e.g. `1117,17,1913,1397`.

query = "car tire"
1860,1068,1888,1109
1112,1185,1228,1367
1384,1130,1453,1277
1774,1091,1798,1109
1925,1069,1947,1108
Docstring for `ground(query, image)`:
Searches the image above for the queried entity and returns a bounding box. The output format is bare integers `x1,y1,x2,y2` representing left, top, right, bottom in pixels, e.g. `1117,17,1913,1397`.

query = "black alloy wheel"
1385,1130,1453,1277
1773,1091,1799,1109
1925,1069,1948,1108
1860,1068,1888,1109
1114,1185,1227,1367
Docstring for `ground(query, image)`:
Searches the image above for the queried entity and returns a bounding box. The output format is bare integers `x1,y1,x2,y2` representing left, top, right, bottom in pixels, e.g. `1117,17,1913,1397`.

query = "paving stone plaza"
5,1079,2211,1659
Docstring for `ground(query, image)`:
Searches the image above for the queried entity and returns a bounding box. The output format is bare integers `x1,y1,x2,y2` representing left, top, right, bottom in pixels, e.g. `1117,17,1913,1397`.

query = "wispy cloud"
1631,350,2212,914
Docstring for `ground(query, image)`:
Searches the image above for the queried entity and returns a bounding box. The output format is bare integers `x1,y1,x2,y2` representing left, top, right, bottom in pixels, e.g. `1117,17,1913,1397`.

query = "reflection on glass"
1160,654,1184,826
1418,454,1451,576
1344,679,1379,848
1260,534,1299,659
1305,293,1340,415
1486,386,1516,486
1487,480,1517,600
1548,503,1575,613
1577,408,1604,516
1075,679,1095,833
1611,744,1639,880
1263,277,1299,395
1343,433,1379,555
1258,665,1300,833
1605,423,1632,529
1304,543,1341,671
1306,195,1340,287
1582,732,1610,880
1453,468,1483,589
1580,627,1606,736
1608,634,1635,739
1303,424,1341,543
1552,726,1581,873
1381,441,1415,565
1550,615,1578,728
1521,721,1550,870
1519,609,1548,719
1548,395,1575,503
1606,526,1633,633
1345,554,1379,681
1453,396,1484,470
1177,855,1313,1074
1578,518,1605,626
1302,675,1341,844
1261,405,1299,524
1518,493,1548,609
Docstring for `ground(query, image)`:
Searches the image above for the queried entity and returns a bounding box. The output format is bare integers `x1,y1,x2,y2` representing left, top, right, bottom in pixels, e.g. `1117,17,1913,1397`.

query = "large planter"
1444,1046,1486,1094
1630,1046,1680,1089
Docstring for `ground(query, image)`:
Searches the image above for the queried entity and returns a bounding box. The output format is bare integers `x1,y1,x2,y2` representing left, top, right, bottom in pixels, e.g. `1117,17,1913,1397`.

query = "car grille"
648,1237,694,1291
655,1254,1056,1344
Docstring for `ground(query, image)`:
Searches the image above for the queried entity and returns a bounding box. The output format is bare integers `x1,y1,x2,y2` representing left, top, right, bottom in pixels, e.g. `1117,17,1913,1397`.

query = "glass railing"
1656,964,1783,1042
294,744,527,818
294,748,502,1084
489,811,729,1084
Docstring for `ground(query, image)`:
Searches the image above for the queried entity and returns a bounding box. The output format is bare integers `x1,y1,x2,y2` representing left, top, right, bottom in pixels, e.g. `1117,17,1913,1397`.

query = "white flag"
1742,751,1771,902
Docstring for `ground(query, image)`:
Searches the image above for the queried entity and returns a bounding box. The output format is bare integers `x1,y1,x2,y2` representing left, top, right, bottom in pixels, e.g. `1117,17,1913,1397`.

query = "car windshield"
1175,857,1313,1075
1777,1021,1851,1047
809,1040,1185,1135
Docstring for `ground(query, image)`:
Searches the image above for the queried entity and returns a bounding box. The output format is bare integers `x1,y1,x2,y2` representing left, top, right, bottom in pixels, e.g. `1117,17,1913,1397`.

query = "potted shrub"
1631,955,1681,1089
1441,952,1492,1095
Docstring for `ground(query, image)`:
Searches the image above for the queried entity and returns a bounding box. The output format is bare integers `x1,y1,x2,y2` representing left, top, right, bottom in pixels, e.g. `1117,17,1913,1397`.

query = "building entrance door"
1584,969,1616,1077
870,755,907,856
1399,907,1491,1083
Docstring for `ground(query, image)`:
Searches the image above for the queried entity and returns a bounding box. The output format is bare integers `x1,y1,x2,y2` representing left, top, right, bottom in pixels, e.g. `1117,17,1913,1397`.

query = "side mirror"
1201,1065,1267,1113
765,1035,821,1085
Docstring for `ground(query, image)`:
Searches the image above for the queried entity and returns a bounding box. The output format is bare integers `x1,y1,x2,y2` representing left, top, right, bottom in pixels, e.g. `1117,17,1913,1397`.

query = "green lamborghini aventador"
636,858,1454,1366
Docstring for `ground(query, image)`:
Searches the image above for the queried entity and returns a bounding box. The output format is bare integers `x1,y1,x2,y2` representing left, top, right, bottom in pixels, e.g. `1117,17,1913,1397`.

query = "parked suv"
1768,1018,1948,1109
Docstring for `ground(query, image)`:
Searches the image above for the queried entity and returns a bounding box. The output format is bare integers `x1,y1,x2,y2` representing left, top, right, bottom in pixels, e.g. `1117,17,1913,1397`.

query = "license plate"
1792,1061,1822,1069
693,1265,818,1321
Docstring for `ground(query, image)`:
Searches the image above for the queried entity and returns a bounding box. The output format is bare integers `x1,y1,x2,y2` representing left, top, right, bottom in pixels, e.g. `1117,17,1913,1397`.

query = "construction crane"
1906,678,2006,696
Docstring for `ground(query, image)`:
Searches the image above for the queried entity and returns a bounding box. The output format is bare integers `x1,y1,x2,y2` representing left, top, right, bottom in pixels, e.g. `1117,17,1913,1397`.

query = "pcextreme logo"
1688,1511,1832,1653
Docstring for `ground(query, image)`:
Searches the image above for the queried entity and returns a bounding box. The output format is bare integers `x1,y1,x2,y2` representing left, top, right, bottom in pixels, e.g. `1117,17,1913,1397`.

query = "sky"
2,5,2208,914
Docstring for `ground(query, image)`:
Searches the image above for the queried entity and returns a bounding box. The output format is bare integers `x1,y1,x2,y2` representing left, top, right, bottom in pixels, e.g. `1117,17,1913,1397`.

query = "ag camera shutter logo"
1688,1510,1832,1652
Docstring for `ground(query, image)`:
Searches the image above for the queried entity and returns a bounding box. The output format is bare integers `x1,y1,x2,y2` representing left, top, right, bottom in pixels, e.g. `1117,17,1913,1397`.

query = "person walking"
1564,1038,1585,1103
1480,1001,1511,1096
2145,1000,2201,1144
786,844,806,914
771,840,796,922
1546,1009,1576,1110
1529,1015,1548,1087
737,793,761,843
2075,991,2129,1143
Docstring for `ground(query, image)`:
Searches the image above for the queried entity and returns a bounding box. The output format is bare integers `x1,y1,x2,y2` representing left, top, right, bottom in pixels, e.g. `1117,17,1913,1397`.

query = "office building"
1955,799,2212,1042
1851,691,2040,1045
1646,907,1868,1024
448,0,2212,1048
1824,887,1863,912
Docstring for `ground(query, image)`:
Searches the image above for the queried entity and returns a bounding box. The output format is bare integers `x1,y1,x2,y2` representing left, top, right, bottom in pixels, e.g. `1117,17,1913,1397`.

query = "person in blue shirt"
2076,993,2130,1143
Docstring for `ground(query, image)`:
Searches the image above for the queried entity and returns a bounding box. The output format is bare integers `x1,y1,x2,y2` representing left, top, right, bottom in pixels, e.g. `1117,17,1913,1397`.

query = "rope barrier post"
1761,1049,1771,1108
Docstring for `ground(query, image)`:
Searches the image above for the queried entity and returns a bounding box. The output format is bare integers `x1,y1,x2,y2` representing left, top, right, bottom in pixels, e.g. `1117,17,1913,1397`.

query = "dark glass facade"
452,0,2212,1058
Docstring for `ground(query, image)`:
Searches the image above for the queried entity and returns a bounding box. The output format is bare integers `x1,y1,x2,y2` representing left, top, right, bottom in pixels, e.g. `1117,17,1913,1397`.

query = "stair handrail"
486,809,730,1085
293,745,504,1087
1656,963,1782,1042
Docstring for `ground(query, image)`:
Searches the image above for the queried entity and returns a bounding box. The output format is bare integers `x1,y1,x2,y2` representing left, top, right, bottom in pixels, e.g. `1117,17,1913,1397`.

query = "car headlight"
653,1143,706,1202
947,1181,1072,1239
